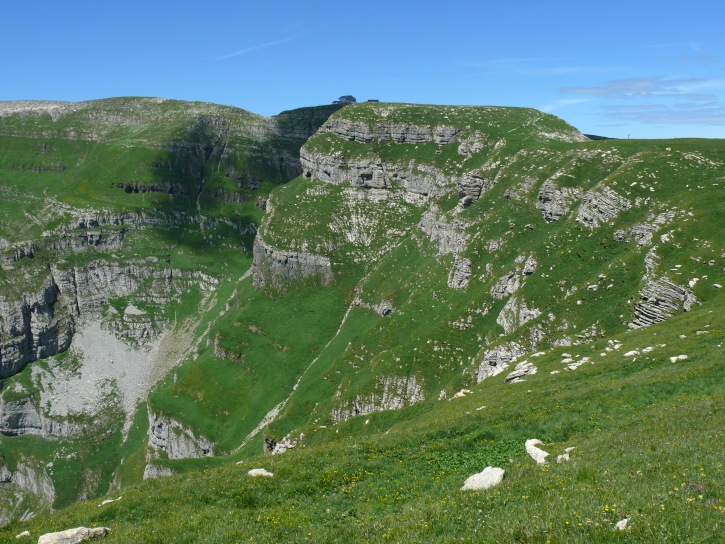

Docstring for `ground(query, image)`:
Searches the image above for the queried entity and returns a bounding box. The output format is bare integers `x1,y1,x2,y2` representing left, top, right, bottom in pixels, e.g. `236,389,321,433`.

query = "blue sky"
2,0,723,138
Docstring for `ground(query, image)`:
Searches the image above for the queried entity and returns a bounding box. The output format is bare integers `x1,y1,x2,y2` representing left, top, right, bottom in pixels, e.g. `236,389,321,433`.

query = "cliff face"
0,258,173,380
318,117,461,145
252,235,332,290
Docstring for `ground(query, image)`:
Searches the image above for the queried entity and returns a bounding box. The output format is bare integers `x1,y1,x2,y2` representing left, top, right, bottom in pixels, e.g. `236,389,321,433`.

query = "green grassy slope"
1,301,722,542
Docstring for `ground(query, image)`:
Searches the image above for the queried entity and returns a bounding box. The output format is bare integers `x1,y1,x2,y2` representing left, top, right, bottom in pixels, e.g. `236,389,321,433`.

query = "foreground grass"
1,302,722,543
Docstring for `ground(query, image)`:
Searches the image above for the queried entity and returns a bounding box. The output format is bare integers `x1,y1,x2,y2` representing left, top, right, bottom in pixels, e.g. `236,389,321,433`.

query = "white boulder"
38,527,110,544
557,447,576,463
247,468,274,477
615,518,629,531
525,439,549,464
461,466,505,491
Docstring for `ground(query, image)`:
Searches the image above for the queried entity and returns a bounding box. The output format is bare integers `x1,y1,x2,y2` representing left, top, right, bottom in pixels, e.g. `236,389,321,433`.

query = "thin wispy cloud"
214,34,302,62
559,77,721,101
540,98,589,113
457,58,554,68
677,54,716,64
602,101,725,126
457,58,617,76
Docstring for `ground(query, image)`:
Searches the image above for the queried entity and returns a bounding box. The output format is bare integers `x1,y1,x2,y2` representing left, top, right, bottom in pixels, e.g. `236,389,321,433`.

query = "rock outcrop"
496,296,541,335
0,275,74,379
147,410,214,460
475,341,527,383
418,207,469,256
525,439,549,464
631,277,696,328
630,249,697,328
536,180,582,222
301,151,449,199
4,457,55,505
319,118,460,145
37,526,110,544
576,186,631,228
614,211,676,246
331,375,424,423
247,468,274,477
505,360,537,382
418,207,472,289
0,258,175,380
0,396,82,437
448,257,472,289
490,255,537,299
457,170,496,202
252,236,332,290
142,464,175,480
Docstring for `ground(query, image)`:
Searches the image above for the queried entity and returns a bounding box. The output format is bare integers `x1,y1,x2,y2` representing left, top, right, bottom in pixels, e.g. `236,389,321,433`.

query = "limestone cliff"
252,235,332,290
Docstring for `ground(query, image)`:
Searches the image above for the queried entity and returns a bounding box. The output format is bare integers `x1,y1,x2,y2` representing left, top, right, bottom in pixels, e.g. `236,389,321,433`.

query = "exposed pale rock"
614,210,677,246
319,118,460,145
453,389,472,399
525,439,549,464
302,152,388,188
0,396,82,437
630,248,697,329
331,375,424,423
490,255,537,299
271,434,301,455
458,170,496,202
252,235,332,290
475,342,527,383
457,131,487,157
461,466,505,491
557,447,575,463
142,464,175,480
536,180,582,222
15,530,30,539
448,257,472,289
576,186,631,228
614,518,629,531
353,297,395,316
37,527,109,544
669,354,688,363
8,458,55,505
248,468,274,477
301,150,449,198
418,206,472,289
496,296,541,334
147,409,213,460
418,207,468,256
505,361,537,382
1,257,177,380
504,176,537,201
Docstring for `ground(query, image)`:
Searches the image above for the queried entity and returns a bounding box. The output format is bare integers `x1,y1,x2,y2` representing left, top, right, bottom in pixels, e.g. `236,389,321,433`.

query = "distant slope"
0,97,340,522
